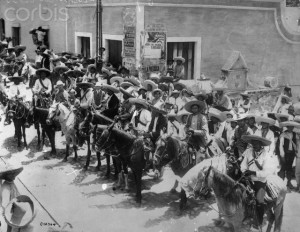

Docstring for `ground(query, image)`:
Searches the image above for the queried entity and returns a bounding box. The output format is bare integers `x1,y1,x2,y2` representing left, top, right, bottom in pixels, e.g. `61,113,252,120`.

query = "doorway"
107,40,122,68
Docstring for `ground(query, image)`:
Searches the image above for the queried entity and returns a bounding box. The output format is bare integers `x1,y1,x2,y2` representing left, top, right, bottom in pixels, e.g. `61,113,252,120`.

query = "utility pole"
96,0,103,73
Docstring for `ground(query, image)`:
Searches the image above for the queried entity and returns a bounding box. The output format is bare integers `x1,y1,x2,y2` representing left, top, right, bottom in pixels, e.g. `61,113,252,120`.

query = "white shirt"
130,109,152,134
33,78,52,94
8,83,27,100
80,88,93,109
254,129,275,155
167,120,181,137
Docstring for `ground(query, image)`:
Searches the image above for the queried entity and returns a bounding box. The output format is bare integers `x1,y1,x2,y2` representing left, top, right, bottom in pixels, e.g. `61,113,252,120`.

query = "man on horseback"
240,135,271,230
53,80,69,105
118,87,135,131
32,68,52,108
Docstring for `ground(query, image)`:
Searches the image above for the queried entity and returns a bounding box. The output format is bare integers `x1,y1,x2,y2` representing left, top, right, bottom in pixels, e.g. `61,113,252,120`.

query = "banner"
123,8,136,70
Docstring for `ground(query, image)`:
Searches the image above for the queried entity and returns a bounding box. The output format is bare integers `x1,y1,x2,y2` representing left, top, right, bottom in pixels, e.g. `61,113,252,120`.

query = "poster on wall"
142,24,167,73
123,8,136,71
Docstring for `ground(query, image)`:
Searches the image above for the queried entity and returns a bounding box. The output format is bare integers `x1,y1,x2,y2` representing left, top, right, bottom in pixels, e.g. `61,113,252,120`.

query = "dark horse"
79,110,118,175
95,123,145,204
7,99,32,148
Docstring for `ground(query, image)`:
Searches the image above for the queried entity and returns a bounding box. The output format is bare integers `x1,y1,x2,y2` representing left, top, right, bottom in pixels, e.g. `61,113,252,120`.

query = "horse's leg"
15,121,21,148
112,156,119,179
273,199,284,232
179,189,187,211
36,123,41,147
96,152,101,171
105,153,111,177
136,169,143,204
63,144,69,162
84,138,91,171
42,128,46,147
265,207,275,232
123,161,129,191
22,124,27,149
170,180,178,193
73,145,78,161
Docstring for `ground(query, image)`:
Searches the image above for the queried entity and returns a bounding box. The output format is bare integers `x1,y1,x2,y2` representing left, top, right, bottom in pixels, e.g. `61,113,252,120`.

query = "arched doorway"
0,18,5,40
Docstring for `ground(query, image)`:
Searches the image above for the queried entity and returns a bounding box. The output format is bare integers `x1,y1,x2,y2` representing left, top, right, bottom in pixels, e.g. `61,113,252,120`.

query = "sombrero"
208,108,227,122
194,90,208,100
110,76,123,85
0,165,23,180
240,92,250,98
281,95,291,102
54,66,69,73
174,56,185,63
36,68,51,76
76,82,94,89
102,67,112,77
138,87,147,92
228,113,248,122
280,121,300,128
274,113,290,121
126,77,141,87
184,100,206,113
55,80,65,86
120,87,134,98
242,135,271,146
167,113,178,120
4,195,36,229
176,109,191,123
170,90,180,97
61,51,72,56
149,104,168,115
60,57,68,63
181,88,194,96
149,73,160,80
143,80,157,90
8,75,24,82
64,70,75,77
7,47,15,52
129,98,148,108
120,81,134,89
159,76,174,83
152,88,163,96
73,70,84,76
87,64,96,72
173,82,186,91
14,45,26,52
15,58,24,64
256,115,276,125
158,83,169,92
70,56,78,60
164,101,174,110
101,84,120,93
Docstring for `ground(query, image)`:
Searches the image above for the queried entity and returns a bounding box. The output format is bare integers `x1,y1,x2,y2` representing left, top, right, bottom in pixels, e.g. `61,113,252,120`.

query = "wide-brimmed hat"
14,45,26,52
240,92,250,98
55,80,65,86
281,95,291,102
280,121,300,128
176,109,191,123
95,81,105,87
87,64,96,72
174,56,185,63
102,67,112,77
129,98,148,108
0,165,23,180
101,84,120,93
126,77,140,87
228,113,248,122
149,104,168,115
8,75,24,82
64,70,75,77
41,50,51,57
158,83,169,92
120,81,134,89
171,90,180,97
36,68,51,77
7,47,15,52
138,87,147,92
194,90,208,100
54,66,69,73
143,80,157,90
208,108,227,122
184,100,206,113
76,82,94,89
4,195,36,229
274,113,290,121
173,82,186,91
242,135,271,146
256,116,276,125
149,73,160,80
120,87,134,98
110,76,123,85
167,113,178,120
152,88,163,96
159,76,174,83
181,88,194,96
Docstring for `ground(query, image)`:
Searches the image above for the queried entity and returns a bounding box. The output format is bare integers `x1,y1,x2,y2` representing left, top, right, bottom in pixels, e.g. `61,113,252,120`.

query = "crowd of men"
1,40,300,230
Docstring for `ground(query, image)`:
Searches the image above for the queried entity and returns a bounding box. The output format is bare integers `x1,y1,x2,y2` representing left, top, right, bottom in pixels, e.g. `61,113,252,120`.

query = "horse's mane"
112,128,136,143
210,167,245,206
35,107,49,121
166,136,181,160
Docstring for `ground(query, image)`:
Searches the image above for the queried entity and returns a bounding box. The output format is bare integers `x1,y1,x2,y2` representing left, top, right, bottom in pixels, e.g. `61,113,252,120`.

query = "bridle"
154,137,168,163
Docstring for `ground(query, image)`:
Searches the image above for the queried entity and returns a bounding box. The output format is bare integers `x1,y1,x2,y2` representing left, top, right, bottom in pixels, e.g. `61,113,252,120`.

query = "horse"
21,62,36,87
95,123,145,204
79,110,119,176
7,99,32,148
200,166,286,232
32,107,57,155
46,103,78,161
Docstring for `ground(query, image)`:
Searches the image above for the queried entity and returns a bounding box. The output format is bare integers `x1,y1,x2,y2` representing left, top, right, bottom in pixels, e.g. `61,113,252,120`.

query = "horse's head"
95,127,114,152
79,112,93,137
153,136,168,168
202,165,214,190
7,100,17,119
226,151,242,180
0,91,8,106
46,103,60,125
21,62,29,76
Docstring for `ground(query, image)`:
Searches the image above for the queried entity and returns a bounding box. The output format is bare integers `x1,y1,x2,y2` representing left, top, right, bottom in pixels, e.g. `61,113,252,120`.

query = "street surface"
0,91,299,232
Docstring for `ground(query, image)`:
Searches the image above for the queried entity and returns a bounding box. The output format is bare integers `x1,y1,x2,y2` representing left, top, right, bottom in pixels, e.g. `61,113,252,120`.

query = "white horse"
47,102,78,161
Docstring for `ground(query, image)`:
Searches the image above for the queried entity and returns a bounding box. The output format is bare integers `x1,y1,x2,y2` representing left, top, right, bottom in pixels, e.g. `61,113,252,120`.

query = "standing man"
173,56,185,81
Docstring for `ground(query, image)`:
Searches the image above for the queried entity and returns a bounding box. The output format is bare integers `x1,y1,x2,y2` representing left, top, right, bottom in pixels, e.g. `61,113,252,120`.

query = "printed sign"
123,8,136,69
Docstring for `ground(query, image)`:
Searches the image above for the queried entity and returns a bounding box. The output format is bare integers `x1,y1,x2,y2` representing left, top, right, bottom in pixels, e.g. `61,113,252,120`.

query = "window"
80,37,90,58
167,42,195,80
12,27,20,46
0,19,5,41
108,40,122,68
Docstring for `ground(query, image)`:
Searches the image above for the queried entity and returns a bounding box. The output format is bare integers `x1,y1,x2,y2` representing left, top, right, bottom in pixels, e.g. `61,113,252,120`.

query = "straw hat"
280,121,300,128
120,81,134,89
126,77,140,87
120,87,135,98
184,100,206,113
14,45,26,52
281,95,291,102
174,56,185,63
0,165,23,181
4,195,36,229
102,67,112,77
242,135,271,146
87,64,96,72
138,86,147,92
36,68,51,77
274,113,290,121
256,116,276,125
76,82,94,89
101,84,120,93
54,66,69,73
55,80,65,86
143,80,158,90
228,113,248,122
152,88,163,97
8,75,24,82
173,82,186,91
7,47,15,52
176,109,191,123
208,108,227,122
170,90,180,97
149,104,168,115
149,73,160,80
129,98,148,108
167,113,178,120
194,90,208,100
110,76,123,85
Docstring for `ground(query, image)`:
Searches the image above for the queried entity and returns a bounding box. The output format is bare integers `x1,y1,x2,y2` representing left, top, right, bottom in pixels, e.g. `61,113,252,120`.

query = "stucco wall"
0,0,67,60
145,6,300,94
